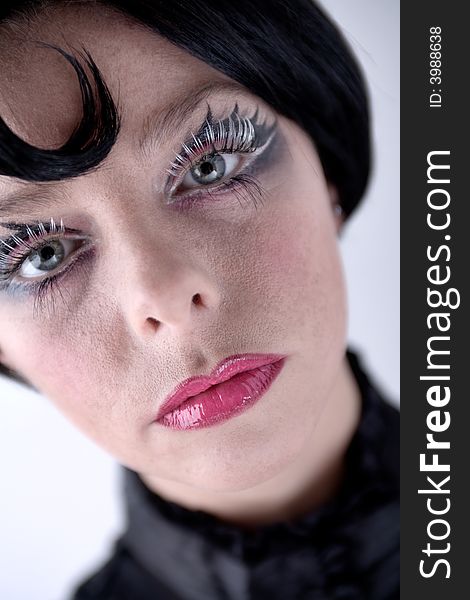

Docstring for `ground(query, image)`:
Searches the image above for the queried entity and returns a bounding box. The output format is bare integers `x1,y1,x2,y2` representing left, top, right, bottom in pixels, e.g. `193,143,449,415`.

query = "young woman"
0,1,399,598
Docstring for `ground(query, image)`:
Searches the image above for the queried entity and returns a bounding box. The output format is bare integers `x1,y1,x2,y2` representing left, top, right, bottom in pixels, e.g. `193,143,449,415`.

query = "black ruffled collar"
120,349,399,599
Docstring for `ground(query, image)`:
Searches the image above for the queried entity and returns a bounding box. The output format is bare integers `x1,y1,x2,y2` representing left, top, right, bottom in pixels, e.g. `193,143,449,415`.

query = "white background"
0,2,399,598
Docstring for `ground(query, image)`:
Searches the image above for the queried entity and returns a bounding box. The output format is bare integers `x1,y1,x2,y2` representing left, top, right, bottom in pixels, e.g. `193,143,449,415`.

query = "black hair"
0,42,121,181
0,0,371,385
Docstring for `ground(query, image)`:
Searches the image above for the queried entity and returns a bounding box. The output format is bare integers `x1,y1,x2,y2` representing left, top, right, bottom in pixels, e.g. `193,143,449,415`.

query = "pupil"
200,161,214,175
41,246,55,261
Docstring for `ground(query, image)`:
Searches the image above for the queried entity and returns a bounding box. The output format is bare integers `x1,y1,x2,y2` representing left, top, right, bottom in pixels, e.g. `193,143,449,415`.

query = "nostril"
147,316,160,330
192,293,202,305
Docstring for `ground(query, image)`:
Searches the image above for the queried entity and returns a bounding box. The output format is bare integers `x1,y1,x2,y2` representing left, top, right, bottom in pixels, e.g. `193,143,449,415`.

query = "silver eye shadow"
165,103,277,185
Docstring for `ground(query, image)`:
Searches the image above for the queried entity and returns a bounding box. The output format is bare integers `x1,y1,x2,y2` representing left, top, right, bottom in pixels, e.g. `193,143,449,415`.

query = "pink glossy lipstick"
156,353,286,430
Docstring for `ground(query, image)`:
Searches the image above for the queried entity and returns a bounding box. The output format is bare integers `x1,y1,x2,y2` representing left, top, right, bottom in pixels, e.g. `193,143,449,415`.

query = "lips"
156,353,286,430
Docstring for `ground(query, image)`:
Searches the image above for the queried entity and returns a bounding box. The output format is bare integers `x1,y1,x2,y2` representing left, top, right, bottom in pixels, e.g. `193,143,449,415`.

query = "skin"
0,3,361,526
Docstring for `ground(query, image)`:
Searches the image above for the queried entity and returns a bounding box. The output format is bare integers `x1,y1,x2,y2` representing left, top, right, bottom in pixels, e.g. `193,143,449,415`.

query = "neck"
141,354,362,527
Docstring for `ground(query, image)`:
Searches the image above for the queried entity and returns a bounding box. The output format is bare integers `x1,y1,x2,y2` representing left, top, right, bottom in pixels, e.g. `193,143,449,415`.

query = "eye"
19,238,80,279
180,153,240,191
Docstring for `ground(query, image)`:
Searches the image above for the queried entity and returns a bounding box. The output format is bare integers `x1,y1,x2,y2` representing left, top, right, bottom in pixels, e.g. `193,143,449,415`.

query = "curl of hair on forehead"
0,42,121,182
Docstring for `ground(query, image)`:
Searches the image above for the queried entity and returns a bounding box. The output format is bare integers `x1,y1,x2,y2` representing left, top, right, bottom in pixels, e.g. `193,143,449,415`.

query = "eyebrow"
138,80,247,158
0,80,247,220
0,186,71,220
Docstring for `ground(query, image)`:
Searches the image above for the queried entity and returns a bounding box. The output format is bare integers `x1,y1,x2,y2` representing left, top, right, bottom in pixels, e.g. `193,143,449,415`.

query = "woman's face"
0,4,347,491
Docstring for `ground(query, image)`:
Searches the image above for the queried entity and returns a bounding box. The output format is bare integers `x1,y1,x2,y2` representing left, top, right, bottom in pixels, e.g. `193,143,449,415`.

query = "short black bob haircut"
0,0,371,384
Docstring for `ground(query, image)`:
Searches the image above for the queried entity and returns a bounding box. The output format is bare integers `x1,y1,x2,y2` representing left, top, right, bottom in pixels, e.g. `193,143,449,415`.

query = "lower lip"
157,358,286,430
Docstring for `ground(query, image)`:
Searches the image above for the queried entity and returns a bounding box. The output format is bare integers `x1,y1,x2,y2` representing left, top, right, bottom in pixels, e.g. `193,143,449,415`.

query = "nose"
117,231,221,338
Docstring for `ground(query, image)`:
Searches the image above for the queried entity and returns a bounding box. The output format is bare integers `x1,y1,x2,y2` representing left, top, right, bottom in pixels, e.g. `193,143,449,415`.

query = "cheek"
243,193,346,345
0,301,119,437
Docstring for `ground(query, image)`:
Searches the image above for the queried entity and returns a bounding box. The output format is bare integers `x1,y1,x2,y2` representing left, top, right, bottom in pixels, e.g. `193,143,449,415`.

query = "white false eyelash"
49,217,65,235
0,217,65,269
1,238,30,265
166,112,258,179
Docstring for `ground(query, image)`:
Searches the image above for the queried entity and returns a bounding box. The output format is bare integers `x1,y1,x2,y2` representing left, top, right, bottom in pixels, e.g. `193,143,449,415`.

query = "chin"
169,428,307,493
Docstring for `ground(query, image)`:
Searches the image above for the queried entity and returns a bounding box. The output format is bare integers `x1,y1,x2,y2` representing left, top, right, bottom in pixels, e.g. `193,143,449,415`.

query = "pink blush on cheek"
0,334,99,433
12,333,98,417
254,213,320,286
249,200,346,335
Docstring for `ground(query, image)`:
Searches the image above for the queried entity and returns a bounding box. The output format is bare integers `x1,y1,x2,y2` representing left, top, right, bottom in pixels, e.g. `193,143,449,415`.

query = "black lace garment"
72,349,399,600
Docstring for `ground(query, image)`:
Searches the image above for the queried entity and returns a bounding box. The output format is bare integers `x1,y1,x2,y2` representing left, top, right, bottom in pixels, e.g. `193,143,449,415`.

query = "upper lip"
155,353,286,421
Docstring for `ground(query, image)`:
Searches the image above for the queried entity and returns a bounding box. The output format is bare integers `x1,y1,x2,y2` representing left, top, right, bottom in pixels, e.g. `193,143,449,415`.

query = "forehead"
0,2,230,148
